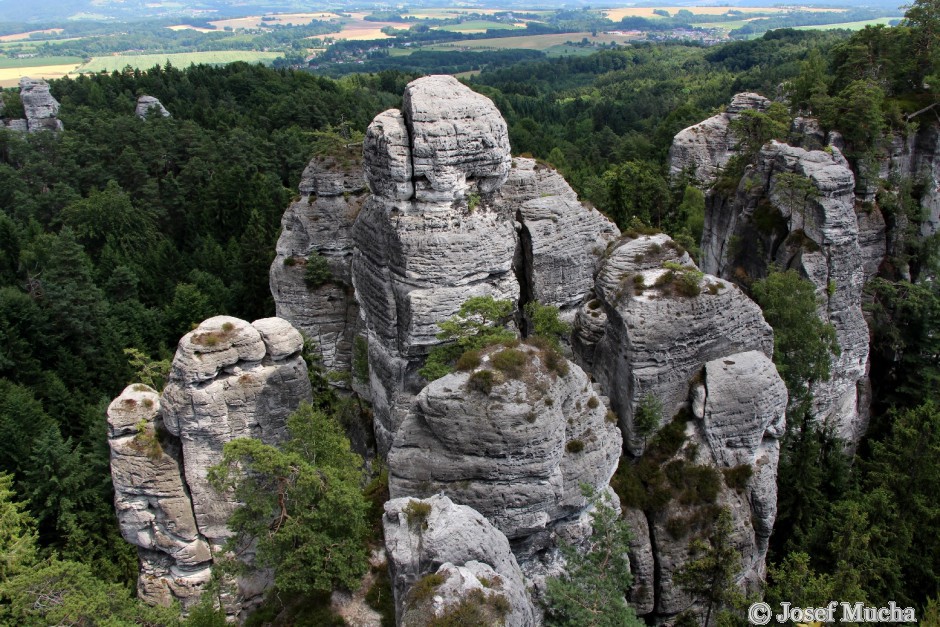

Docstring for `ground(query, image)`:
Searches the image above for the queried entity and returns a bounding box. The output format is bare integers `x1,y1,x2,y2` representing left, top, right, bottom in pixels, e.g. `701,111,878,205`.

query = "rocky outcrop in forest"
1,77,63,132
572,233,788,615
107,316,311,617
261,77,795,625
271,151,367,385
135,95,171,119
671,96,873,443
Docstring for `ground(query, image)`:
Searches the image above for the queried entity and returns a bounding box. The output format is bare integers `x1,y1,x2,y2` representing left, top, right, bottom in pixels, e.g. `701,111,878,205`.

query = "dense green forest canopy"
0,2,939,619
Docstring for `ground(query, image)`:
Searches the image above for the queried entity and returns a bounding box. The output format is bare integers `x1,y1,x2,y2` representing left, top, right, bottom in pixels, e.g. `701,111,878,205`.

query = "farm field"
422,31,642,52
78,51,282,73
208,13,340,30
0,56,82,69
0,28,64,42
436,21,525,33
796,17,899,30
0,64,76,87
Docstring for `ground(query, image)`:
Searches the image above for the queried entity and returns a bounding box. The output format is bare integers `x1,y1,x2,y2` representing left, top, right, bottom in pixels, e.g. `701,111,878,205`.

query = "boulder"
383,495,536,626
135,95,171,118
388,343,621,545
19,77,63,132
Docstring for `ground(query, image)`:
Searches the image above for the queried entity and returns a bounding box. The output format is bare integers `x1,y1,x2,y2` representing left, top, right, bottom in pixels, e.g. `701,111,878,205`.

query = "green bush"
492,348,527,379
353,336,369,383
722,464,753,493
542,347,569,377
403,500,432,531
409,572,446,605
304,251,332,288
455,349,481,371
566,439,585,453
468,369,495,395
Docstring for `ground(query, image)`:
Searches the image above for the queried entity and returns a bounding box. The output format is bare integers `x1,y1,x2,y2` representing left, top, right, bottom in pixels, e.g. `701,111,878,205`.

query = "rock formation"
575,233,776,453
107,384,213,608
383,495,537,626
19,77,63,132
689,128,870,443
0,77,63,132
388,343,622,548
271,151,368,383
135,95,171,118
571,232,787,619
108,315,312,616
349,75,619,455
667,92,770,185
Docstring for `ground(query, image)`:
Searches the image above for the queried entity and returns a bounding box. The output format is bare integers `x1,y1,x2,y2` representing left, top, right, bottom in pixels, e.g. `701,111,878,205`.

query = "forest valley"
0,0,940,625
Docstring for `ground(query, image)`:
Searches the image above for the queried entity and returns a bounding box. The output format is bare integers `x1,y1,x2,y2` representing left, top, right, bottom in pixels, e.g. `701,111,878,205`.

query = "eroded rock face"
699,139,870,443
632,351,785,617
109,316,312,616
388,344,621,546
107,384,212,609
667,92,769,185
19,77,63,132
571,233,787,619
352,77,619,455
576,233,775,455
161,316,311,546
403,75,512,202
136,95,171,119
384,495,537,627
270,153,368,381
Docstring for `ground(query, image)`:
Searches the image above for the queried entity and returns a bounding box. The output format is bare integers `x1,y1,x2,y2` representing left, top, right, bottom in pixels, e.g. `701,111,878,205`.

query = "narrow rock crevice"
646,508,662,617
513,209,536,337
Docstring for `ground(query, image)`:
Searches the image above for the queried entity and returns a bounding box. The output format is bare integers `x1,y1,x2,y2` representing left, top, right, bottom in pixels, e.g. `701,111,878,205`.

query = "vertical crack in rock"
513,209,536,337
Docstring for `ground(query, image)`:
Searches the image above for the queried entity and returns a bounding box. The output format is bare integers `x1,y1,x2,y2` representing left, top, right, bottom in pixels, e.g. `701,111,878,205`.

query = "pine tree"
543,486,643,627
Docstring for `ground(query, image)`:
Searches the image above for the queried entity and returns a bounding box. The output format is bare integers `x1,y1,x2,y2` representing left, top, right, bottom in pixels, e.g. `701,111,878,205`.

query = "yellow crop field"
424,31,642,52
79,51,282,73
209,13,341,30
0,28,64,42
0,64,78,87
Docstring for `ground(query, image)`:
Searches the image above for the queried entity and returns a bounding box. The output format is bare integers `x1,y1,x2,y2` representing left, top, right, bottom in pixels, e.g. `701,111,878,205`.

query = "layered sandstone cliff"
675,98,872,443
572,233,788,618
107,316,311,616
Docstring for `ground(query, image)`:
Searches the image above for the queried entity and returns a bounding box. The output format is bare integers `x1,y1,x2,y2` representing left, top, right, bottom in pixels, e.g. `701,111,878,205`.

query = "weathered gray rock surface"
271,153,367,381
19,77,63,131
136,95,171,118
576,233,775,454
107,384,212,609
403,75,512,202
697,138,870,443
161,315,311,546
572,232,787,618
384,495,536,626
388,344,621,546
109,315,312,617
667,92,769,185
350,76,619,455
